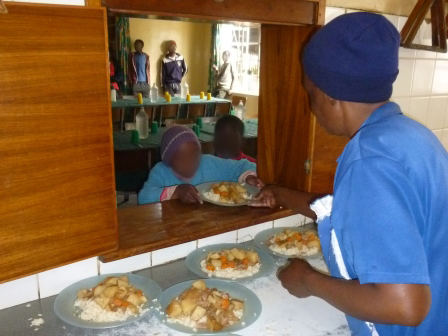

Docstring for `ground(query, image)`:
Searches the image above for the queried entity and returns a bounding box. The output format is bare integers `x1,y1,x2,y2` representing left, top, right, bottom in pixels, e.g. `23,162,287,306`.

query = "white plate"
196,182,260,207
54,273,162,329
158,279,261,335
186,243,275,281
254,227,323,259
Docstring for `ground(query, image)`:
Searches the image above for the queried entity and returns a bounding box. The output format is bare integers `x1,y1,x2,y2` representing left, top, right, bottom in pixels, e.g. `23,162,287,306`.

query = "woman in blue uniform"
251,13,448,336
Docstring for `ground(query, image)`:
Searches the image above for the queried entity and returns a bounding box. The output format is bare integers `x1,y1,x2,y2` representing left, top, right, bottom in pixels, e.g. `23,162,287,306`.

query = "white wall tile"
0,275,39,310
152,241,196,267
432,130,443,142
442,129,448,150
397,17,416,59
436,51,448,60
197,231,237,248
274,214,305,227
38,257,98,298
392,59,414,97
382,14,399,28
414,22,435,58
445,105,448,128
427,97,448,130
99,253,151,274
432,61,448,95
408,98,430,125
237,222,273,243
412,60,435,96
391,98,410,115
324,7,346,24
304,216,314,224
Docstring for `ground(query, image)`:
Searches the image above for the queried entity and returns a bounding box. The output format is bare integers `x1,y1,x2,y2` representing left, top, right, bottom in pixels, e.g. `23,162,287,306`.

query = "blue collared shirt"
318,102,448,335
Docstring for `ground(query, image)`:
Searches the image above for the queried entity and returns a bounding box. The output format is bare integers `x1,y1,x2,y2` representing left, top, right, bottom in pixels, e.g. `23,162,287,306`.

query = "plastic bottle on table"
234,100,246,121
151,83,159,103
135,107,149,139
181,82,189,99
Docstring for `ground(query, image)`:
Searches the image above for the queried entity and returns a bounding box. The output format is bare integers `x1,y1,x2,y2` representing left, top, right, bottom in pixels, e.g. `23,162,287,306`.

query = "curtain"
116,17,131,94
208,24,220,93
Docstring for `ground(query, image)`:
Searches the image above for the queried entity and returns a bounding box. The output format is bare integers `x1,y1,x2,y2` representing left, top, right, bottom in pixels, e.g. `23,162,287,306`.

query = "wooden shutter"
0,2,117,283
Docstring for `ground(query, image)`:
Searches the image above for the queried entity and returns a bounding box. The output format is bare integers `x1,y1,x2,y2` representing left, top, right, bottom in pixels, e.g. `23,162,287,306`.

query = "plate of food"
159,279,261,334
186,243,275,281
54,273,162,329
254,227,322,259
196,182,259,206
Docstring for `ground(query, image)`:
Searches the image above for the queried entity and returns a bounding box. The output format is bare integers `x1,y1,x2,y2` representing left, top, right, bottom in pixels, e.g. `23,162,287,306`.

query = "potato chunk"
181,298,197,315
230,248,246,260
191,306,207,321
94,297,110,309
93,285,105,297
207,315,224,331
166,300,182,318
231,299,244,310
246,251,259,263
211,259,222,268
103,286,118,298
127,293,140,306
192,280,206,290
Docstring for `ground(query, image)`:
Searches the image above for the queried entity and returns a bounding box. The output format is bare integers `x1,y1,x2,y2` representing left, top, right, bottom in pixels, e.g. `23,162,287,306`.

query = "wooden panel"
101,201,293,262
307,118,348,194
0,3,117,283
258,25,317,189
105,0,320,26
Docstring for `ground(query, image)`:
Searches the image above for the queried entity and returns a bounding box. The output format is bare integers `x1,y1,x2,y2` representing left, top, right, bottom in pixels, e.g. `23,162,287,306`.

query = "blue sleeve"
336,157,430,285
138,164,167,205
203,155,256,182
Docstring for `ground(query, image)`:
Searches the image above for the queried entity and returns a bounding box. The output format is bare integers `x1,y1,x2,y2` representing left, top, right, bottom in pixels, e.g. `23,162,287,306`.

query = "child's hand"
245,175,265,189
172,184,203,204
249,185,278,208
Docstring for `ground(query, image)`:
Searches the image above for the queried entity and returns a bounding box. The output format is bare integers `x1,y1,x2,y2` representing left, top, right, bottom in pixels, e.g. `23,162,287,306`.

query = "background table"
112,96,231,108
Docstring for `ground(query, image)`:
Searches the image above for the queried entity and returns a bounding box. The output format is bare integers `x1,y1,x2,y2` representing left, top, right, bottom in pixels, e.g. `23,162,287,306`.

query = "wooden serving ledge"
100,201,294,262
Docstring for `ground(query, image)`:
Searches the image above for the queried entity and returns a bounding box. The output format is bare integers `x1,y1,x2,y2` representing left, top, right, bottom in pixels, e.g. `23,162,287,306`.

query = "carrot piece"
287,237,293,242
307,234,316,241
121,301,130,307
227,261,236,268
213,188,220,194
136,290,143,297
221,298,230,309
113,298,123,307
241,264,248,270
221,263,229,269
220,255,227,263
220,191,229,197
293,233,302,241
242,258,250,265
275,237,281,243
206,264,216,271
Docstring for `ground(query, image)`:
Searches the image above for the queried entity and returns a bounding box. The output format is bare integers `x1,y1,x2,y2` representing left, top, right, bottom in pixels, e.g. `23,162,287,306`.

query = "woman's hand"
277,258,315,298
249,185,278,208
172,184,203,204
245,175,265,189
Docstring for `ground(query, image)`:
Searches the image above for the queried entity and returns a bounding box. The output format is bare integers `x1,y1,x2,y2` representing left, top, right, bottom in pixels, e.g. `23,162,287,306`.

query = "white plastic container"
234,100,246,121
135,107,149,139
181,82,189,99
110,89,117,102
151,83,159,103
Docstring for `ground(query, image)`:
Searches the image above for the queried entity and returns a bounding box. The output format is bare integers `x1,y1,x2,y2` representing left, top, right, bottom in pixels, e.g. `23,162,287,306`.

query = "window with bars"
217,24,260,95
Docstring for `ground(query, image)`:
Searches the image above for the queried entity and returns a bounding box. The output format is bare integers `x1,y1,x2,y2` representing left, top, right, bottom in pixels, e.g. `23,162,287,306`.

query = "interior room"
1,0,448,335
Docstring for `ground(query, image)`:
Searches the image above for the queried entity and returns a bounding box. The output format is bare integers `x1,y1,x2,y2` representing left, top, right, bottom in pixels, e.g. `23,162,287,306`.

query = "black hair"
215,115,244,136
134,39,144,46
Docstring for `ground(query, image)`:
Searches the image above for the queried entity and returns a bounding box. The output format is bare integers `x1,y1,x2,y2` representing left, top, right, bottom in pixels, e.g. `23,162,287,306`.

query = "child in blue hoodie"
138,125,262,204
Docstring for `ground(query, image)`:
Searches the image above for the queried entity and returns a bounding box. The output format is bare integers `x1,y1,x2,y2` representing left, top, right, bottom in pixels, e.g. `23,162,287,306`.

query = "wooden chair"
187,104,207,118
214,102,232,116
231,95,247,108
165,118,196,127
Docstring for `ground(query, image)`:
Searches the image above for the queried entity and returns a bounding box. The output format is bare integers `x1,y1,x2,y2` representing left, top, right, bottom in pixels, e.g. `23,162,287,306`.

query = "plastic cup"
131,130,140,143
207,93,212,100
193,125,201,137
137,93,143,104
200,92,205,99
166,94,171,103
186,94,191,102
196,117,203,129
151,121,159,134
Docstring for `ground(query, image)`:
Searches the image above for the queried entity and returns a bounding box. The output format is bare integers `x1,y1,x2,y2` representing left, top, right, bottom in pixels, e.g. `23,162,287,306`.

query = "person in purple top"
160,40,188,96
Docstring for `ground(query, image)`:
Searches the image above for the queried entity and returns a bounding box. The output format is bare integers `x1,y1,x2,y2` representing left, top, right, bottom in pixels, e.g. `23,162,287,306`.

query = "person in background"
109,55,123,97
214,115,256,163
161,40,188,96
129,39,150,98
213,51,235,99
138,125,262,205
251,13,448,336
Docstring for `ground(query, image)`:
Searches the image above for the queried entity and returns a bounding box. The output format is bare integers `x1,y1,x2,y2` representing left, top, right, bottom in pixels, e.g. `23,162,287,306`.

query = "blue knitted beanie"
161,125,200,165
303,12,400,103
